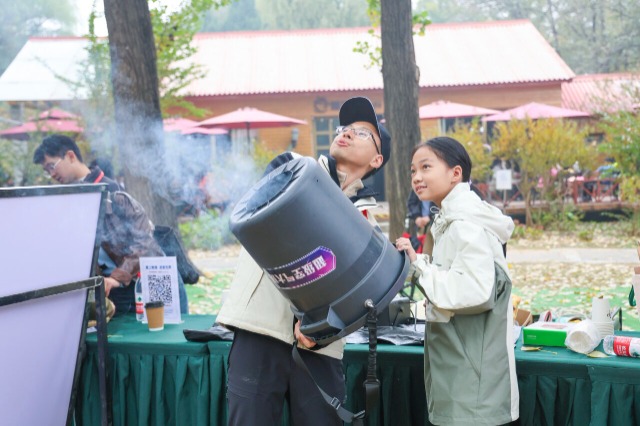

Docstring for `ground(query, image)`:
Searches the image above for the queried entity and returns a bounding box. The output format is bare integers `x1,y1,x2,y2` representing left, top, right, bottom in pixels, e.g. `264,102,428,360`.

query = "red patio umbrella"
482,102,591,122
181,127,228,136
38,108,80,120
419,100,500,119
0,118,83,140
196,107,306,141
163,118,227,136
0,107,84,140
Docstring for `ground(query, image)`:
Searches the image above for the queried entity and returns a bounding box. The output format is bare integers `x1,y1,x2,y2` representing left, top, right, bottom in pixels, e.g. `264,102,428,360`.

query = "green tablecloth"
515,332,640,425
79,315,640,426
80,315,227,426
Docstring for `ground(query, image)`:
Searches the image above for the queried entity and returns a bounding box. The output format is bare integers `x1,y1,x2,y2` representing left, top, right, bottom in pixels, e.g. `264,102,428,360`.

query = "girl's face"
410,146,462,207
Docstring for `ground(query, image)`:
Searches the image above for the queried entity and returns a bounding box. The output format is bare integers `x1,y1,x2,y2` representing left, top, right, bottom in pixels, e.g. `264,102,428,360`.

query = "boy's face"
329,121,382,173
42,152,74,184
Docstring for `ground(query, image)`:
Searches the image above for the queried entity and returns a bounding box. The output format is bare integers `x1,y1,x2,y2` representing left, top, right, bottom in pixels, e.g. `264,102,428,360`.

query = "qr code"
148,274,173,305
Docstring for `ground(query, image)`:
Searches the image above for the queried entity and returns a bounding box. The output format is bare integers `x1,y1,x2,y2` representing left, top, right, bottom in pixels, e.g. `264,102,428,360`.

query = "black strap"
290,300,380,425
291,344,365,424
363,300,380,419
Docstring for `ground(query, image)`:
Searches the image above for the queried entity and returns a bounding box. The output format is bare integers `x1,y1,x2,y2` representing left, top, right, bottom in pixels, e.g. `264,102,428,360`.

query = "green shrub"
524,226,544,240
532,201,584,232
511,223,527,240
178,209,236,250
577,228,594,242
511,223,543,240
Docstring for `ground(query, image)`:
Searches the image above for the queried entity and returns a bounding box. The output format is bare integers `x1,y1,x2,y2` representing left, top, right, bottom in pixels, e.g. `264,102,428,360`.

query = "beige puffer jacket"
217,156,379,359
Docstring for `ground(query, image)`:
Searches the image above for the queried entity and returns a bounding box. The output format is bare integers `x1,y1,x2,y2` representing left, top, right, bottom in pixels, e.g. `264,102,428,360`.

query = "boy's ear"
369,153,383,170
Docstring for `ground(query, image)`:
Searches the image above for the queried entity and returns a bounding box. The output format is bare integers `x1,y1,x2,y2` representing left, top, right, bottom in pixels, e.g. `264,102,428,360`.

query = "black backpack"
153,225,202,284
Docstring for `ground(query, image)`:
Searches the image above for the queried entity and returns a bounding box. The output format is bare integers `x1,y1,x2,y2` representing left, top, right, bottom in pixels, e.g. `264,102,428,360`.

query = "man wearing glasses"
33,134,188,315
217,97,391,425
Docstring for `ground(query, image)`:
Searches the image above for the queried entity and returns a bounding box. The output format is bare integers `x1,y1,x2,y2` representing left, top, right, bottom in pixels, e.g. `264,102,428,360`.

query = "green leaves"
354,1,431,69
446,118,492,183
149,0,219,117
492,118,597,226
71,0,223,127
0,0,76,74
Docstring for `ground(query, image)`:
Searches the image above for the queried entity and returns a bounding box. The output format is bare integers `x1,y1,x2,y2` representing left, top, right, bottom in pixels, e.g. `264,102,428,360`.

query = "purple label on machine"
266,246,336,289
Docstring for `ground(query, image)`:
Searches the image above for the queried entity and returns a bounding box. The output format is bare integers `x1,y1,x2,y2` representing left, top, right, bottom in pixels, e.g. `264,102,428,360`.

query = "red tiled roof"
561,73,640,113
188,20,574,96
0,20,575,102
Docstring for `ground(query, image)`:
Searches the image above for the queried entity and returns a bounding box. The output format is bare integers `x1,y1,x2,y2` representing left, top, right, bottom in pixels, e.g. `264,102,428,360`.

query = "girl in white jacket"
396,136,519,425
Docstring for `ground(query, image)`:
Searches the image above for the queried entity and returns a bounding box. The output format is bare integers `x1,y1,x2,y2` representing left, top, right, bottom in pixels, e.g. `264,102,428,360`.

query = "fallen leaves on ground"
185,271,234,315
185,222,640,330
510,222,638,249
511,262,639,330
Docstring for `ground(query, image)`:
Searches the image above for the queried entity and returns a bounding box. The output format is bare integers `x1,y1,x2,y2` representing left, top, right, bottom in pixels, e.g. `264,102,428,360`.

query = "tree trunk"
380,0,421,240
103,0,176,228
522,176,534,227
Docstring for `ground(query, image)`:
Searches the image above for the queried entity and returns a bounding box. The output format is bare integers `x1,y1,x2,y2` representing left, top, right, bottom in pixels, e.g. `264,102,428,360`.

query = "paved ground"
190,200,638,271
191,246,638,272
506,248,638,264
192,253,239,272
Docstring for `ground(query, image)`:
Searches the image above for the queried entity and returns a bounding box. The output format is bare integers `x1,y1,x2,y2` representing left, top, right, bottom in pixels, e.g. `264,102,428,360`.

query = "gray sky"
74,0,183,36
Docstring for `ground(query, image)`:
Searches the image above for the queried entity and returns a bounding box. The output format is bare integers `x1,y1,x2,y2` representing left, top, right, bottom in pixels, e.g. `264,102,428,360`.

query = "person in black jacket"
33,134,189,314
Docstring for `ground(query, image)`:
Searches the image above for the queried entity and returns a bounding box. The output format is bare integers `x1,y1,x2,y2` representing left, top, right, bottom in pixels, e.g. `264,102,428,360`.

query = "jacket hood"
432,182,514,244
318,155,378,202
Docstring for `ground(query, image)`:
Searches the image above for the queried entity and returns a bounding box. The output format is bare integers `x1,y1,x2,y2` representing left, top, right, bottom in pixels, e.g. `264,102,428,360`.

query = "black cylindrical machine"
229,156,409,345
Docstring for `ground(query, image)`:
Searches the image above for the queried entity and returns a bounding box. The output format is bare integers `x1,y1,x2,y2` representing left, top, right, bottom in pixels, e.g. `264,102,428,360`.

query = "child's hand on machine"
395,237,417,262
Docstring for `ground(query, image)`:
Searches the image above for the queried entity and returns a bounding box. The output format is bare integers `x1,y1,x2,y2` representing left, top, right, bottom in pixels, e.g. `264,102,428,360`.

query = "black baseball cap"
339,97,391,177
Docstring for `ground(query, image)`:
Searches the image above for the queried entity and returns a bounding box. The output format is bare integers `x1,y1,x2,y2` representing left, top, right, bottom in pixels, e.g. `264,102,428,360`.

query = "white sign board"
139,256,182,324
0,185,102,426
495,169,513,191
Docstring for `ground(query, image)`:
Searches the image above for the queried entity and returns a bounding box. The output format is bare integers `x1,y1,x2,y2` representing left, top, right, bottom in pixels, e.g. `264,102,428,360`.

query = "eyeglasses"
43,158,62,175
335,126,381,155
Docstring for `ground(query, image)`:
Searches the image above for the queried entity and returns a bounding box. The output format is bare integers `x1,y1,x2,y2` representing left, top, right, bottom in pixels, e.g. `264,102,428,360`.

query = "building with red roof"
562,73,640,114
0,19,579,190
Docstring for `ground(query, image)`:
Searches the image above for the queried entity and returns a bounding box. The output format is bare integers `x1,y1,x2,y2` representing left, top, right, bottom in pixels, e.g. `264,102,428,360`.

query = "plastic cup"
145,301,165,331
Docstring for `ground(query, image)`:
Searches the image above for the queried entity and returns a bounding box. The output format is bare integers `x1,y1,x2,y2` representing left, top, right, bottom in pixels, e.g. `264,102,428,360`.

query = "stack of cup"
591,296,614,340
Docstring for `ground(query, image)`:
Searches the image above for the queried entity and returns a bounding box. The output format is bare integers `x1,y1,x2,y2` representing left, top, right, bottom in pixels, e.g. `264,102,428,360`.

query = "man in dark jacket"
33,134,188,314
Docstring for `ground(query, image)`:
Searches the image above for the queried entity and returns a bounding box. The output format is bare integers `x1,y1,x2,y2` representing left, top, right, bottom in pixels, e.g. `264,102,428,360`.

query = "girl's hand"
395,237,417,263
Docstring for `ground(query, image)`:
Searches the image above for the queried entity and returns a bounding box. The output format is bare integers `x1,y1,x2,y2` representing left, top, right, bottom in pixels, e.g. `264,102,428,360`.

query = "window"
314,116,339,157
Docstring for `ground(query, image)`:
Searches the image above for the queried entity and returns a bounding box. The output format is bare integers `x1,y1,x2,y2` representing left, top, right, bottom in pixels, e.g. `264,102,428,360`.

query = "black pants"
227,329,345,426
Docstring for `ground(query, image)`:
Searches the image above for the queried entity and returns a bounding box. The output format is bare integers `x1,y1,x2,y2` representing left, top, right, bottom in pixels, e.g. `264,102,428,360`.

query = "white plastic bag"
564,319,601,354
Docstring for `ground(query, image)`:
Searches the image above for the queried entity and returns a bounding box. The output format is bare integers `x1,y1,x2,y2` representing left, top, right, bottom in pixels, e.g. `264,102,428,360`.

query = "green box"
522,322,572,347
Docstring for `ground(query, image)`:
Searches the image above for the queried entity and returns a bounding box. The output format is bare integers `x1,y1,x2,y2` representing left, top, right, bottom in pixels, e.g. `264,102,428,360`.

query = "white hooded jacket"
411,182,519,425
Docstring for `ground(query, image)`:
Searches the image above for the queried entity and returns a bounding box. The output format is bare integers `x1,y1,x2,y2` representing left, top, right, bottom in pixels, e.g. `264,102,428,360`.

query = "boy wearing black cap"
332,96,391,182
217,97,391,425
